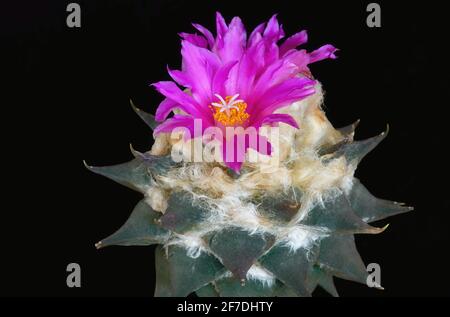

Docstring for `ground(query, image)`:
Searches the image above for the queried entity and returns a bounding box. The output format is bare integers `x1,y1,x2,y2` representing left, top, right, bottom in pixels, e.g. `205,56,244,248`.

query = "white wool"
289,195,316,224
245,264,276,288
208,193,265,234
170,136,206,163
341,168,356,195
145,187,168,213
239,165,293,193
295,154,345,189
278,83,339,150
150,133,170,155
278,226,327,253
160,163,238,198
216,264,276,288
165,232,208,258
291,153,355,208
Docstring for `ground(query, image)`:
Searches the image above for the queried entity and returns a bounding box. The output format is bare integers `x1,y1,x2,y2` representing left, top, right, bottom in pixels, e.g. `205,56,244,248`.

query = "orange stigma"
210,94,250,126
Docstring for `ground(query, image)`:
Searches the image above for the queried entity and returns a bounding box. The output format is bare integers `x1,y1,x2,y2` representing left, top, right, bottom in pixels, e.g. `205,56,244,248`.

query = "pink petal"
279,30,308,56
216,12,228,36
179,32,208,48
221,131,273,173
235,39,266,99
211,60,238,97
192,23,215,48
283,49,310,72
269,61,298,85
259,113,299,128
154,115,211,141
249,59,299,109
251,77,316,122
248,22,265,47
218,16,246,63
154,114,195,137
181,40,221,106
279,24,285,39
263,42,279,67
152,81,203,121
219,17,247,93
309,44,338,63
263,14,283,43
167,66,191,88
224,160,243,173
246,133,273,156
154,98,177,122
215,12,228,50
222,133,246,172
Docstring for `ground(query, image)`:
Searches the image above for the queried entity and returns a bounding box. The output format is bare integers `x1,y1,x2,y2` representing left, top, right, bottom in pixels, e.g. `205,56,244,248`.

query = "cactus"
86,13,412,297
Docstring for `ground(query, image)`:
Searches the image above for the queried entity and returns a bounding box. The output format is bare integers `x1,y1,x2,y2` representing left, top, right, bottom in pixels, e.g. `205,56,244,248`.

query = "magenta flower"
152,12,337,172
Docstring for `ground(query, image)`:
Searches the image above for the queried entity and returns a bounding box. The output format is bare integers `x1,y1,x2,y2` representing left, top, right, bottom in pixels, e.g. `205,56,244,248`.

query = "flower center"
210,94,250,126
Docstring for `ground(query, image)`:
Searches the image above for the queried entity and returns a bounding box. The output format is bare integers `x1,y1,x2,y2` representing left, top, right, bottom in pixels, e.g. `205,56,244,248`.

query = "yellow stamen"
210,95,250,126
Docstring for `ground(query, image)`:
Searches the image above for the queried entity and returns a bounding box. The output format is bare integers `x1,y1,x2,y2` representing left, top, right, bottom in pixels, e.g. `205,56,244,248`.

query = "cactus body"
86,13,412,297
87,87,412,297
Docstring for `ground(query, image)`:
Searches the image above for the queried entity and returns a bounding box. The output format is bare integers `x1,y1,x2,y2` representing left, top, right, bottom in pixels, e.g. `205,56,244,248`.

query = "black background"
2,0,449,297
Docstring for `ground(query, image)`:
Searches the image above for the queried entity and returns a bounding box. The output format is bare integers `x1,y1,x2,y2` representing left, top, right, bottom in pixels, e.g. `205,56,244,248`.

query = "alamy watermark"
366,262,382,289
66,3,81,28
66,262,81,288
366,3,381,28
167,119,281,171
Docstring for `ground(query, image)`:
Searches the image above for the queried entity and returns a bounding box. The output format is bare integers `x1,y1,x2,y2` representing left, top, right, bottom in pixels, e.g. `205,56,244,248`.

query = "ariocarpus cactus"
85,12,412,297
